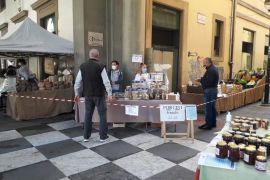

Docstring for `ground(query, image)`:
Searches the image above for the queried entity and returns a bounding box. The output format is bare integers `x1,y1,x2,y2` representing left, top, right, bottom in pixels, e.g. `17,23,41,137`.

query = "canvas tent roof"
0,18,73,57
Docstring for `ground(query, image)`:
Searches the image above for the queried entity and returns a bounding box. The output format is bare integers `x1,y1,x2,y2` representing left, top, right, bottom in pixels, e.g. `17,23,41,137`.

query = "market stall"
0,18,74,120
7,88,74,120
196,116,270,180
182,70,266,113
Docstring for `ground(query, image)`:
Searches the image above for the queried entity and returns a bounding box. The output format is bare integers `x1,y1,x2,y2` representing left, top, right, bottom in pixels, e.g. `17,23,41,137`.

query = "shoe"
198,124,207,129
201,126,212,130
100,136,109,143
83,139,89,142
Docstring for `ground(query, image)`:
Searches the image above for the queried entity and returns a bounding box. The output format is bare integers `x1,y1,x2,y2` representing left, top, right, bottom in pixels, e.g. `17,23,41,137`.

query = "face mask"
142,68,147,73
112,65,117,70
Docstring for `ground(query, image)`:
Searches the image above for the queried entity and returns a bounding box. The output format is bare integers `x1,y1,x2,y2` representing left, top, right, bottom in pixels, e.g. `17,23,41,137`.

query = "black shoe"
201,126,212,130
198,124,207,129
100,136,109,142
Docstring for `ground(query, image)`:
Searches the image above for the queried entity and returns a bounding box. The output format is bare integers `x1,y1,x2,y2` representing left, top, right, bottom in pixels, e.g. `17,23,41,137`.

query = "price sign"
125,105,139,116
185,105,197,121
160,105,185,122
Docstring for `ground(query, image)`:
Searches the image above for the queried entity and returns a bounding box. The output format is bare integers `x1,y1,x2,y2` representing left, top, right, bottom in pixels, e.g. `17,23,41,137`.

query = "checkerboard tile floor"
0,117,216,180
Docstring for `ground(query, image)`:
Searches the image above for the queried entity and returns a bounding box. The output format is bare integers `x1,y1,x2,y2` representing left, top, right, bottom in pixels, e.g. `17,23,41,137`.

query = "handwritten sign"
125,105,139,116
132,54,143,63
185,105,197,121
160,105,185,122
88,32,103,47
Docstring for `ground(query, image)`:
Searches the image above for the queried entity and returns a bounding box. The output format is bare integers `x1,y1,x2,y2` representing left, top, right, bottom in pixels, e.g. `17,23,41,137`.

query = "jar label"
244,154,249,162
255,161,267,171
215,148,220,156
240,151,244,158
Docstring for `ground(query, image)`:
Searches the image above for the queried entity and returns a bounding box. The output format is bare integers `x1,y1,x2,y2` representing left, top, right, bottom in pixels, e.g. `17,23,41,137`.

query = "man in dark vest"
198,57,219,130
74,49,112,142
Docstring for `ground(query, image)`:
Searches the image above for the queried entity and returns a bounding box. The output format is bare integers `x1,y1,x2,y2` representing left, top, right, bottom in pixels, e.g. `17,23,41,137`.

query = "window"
212,15,225,59
41,14,56,34
241,29,254,70
0,0,6,12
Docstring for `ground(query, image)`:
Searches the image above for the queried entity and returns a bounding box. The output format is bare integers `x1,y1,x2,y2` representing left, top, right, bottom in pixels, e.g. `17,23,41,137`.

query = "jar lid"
248,137,257,141
246,146,256,152
258,146,267,152
239,144,246,149
236,131,242,135
222,132,232,137
228,142,236,147
256,156,267,161
241,117,247,119
230,144,239,149
235,116,240,119
262,138,270,143
217,141,227,146
251,134,257,137
248,118,254,121
234,134,244,139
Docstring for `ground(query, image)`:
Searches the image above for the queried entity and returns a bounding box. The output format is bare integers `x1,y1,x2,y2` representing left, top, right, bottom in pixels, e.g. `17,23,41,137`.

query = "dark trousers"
204,88,217,127
84,96,108,139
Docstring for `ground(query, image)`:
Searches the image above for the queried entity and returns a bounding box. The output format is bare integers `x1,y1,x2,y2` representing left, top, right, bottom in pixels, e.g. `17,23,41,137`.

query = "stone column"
121,0,146,84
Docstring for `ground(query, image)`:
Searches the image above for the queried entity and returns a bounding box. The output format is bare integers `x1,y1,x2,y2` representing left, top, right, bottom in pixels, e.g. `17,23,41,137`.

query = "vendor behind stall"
0,66,17,109
134,63,151,82
108,60,123,93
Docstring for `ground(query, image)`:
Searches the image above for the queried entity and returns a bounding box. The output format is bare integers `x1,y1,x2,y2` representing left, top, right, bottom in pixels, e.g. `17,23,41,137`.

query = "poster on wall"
132,54,143,63
44,58,54,75
88,32,103,47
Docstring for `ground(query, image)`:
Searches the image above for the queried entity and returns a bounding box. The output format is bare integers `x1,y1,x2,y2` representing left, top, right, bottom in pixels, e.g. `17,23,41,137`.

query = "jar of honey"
234,134,244,145
235,116,240,119
222,132,233,143
248,137,257,146
250,121,257,130
216,141,228,159
228,144,240,162
261,138,270,156
244,146,256,165
240,126,249,133
257,146,267,157
255,156,267,171
239,144,246,159
243,133,250,137
232,127,240,132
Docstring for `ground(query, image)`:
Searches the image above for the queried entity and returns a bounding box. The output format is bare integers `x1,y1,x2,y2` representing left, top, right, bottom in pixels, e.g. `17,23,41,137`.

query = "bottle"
226,112,232,123
176,92,180,101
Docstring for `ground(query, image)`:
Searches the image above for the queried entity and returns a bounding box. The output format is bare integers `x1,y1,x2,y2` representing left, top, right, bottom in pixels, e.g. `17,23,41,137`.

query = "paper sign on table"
185,105,197,121
160,104,185,122
125,105,139,116
132,54,143,63
198,153,236,170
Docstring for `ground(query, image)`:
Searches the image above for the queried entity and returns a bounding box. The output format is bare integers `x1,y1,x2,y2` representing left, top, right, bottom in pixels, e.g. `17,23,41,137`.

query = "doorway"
151,4,181,92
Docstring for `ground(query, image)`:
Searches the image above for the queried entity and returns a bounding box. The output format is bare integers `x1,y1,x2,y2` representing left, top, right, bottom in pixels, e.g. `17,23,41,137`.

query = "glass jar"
250,121,257,130
258,135,264,140
244,137,249,145
244,146,256,165
256,139,262,148
262,119,269,130
255,156,267,171
228,144,240,162
232,127,240,132
222,133,233,143
248,117,254,121
228,130,235,136
250,130,256,134
261,138,270,156
241,116,247,120
257,146,267,157
235,131,243,136
243,133,250,137
240,126,249,133
248,137,257,146
234,134,244,145
239,144,246,159
235,116,240,119
216,141,228,159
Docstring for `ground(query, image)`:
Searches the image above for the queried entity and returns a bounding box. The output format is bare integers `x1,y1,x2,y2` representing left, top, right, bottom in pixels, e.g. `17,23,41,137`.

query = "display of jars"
216,141,228,159
222,132,233,143
228,144,240,162
234,134,244,145
239,144,246,159
255,156,267,171
244,146,256,165
261,138,270,156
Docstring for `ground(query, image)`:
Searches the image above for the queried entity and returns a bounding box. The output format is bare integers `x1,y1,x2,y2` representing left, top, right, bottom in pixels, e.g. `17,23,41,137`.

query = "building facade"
1,0,270,91
0,0,73,79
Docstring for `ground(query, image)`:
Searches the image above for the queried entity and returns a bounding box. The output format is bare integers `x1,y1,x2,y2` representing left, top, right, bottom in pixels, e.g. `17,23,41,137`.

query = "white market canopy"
0,18,74,57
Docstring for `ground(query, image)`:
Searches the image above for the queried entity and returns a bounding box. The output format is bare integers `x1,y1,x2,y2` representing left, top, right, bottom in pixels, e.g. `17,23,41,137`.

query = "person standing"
108,60,123,93
74,49,112,142
198,57,219,130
